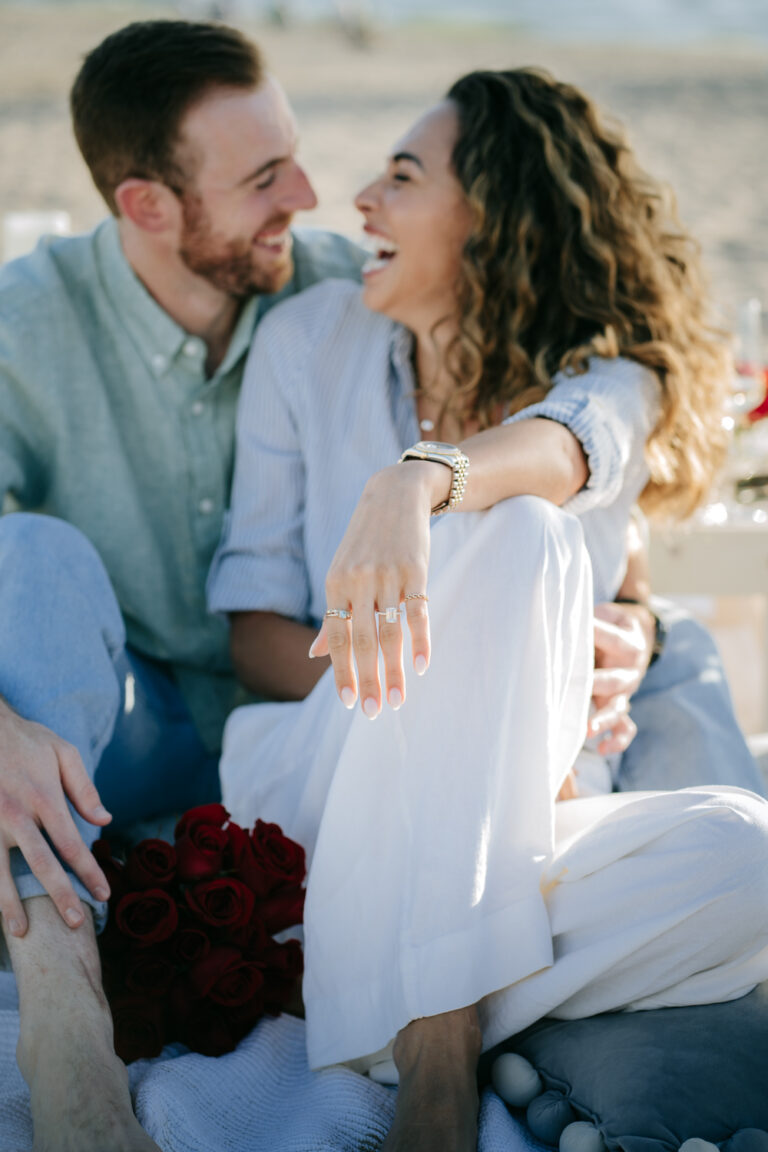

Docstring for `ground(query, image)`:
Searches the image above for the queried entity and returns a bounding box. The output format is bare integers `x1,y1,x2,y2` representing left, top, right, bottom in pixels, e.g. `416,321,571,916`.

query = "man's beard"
179,192,293,298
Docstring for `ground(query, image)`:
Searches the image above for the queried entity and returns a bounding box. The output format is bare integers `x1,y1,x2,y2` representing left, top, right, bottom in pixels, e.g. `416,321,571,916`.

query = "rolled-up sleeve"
207,312,311,621
503,357,661,515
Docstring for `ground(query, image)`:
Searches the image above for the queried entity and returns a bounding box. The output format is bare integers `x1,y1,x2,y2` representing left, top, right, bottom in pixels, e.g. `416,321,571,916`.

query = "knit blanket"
0,973,545,1152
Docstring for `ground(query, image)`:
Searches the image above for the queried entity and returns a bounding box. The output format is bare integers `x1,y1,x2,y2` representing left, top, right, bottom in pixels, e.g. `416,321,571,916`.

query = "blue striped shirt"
208,279,660,621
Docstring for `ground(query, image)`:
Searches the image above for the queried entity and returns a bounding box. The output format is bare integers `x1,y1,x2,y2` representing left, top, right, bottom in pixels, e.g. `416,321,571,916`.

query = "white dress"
210,281,768,1070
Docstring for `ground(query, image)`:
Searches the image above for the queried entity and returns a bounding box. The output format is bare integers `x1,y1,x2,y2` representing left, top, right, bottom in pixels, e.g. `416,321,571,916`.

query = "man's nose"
281,162,318,213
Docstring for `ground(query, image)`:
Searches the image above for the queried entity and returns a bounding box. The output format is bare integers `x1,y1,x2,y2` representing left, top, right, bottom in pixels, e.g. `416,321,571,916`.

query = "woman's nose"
354,177,381,214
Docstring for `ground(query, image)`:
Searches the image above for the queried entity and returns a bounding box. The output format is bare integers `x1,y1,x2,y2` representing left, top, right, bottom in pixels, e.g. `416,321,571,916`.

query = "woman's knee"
699,790,768,911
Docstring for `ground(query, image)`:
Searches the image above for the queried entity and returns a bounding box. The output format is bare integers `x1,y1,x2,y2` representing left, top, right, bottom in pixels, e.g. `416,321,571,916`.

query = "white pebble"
679,1141,720,1152
560,1121,607,1152
491,1052,543,1107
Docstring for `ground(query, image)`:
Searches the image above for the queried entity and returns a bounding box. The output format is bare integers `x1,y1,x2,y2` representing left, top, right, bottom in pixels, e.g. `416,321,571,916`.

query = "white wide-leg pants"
219,497,768,1070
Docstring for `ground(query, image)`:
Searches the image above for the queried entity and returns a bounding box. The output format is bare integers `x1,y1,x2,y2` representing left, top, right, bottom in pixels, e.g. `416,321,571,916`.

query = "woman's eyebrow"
391,151,425,170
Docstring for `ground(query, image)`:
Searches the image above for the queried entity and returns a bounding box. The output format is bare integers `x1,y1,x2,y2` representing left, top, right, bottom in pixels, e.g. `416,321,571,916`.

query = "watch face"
422,441,456,452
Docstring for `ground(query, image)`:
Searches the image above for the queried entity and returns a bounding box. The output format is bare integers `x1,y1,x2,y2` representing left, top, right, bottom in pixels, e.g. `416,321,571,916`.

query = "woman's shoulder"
255,278,396,362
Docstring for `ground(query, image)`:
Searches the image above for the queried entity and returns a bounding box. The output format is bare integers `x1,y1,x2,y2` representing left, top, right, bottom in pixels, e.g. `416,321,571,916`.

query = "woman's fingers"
404,594,430,676
377,595,405,712
351,598,380,717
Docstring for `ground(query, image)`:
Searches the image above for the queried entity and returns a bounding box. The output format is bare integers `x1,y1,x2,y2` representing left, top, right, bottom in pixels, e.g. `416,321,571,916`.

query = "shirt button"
191,400,205,416
183,338,202,358
152,353,166,373
198,498,214,515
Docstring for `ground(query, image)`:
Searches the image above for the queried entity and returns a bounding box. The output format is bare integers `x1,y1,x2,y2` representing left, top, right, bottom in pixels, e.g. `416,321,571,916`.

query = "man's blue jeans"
0,512,763,927
0,513,219,926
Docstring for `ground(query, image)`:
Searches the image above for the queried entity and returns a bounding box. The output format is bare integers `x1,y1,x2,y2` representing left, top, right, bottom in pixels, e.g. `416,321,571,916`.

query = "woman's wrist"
366,461,451,512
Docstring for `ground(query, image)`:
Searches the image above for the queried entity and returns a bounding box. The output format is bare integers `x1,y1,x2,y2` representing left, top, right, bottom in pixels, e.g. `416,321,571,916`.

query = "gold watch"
398,441,470,515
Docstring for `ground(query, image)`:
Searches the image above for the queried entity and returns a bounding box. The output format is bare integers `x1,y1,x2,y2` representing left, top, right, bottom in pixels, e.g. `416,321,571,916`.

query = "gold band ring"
404,593,429,603
325,608,352,621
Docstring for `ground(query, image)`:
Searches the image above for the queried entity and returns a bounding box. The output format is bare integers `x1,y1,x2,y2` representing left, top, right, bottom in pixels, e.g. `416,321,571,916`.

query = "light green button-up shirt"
0,218,364,749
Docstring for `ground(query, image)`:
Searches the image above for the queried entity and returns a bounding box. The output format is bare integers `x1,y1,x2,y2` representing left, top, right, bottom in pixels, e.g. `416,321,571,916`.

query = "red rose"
259,887,305,935
227,823,272,899
172,926,211,965
175,824,229,883
185,877,254,930
92,839,127,900
125,951,177,998
174,804,230,840
261,938,304,1012
176,1004,243,1058
110,994,167,1064
125,839,177,890
251,820,306,895
232,917,271,957
115,889,179,946
188,945,264,1007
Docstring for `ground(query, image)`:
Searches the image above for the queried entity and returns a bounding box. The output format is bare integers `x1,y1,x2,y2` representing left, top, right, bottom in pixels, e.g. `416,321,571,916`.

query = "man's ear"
114,178,180,233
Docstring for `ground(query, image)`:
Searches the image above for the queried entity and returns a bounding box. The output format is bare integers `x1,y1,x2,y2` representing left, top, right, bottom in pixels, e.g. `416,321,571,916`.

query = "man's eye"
392,172,410,183
255,173,276,190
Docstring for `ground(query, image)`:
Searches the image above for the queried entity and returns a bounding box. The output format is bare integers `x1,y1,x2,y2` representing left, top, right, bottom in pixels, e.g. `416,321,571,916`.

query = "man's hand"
588,601,655,755
0,699,112,937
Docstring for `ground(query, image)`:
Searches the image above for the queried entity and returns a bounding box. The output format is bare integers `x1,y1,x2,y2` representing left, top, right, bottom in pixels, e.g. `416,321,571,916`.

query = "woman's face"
354,101,472,336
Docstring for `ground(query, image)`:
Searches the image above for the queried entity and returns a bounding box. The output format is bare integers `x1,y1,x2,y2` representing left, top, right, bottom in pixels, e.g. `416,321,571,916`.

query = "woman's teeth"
363,236,399,274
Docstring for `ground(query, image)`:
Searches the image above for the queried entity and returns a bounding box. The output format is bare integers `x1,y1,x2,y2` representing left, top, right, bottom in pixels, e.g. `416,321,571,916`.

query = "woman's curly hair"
444,68,729,519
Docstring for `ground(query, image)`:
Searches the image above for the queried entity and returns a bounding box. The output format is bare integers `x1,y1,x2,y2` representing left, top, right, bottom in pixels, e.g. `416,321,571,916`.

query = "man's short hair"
70,20,263,215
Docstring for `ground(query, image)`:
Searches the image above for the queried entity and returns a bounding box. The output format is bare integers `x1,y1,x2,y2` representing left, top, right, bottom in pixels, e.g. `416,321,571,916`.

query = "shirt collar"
95,218,260,382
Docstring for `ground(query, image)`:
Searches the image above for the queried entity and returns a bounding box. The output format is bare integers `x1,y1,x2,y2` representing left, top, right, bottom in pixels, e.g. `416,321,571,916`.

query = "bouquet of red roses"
93,803,306,1064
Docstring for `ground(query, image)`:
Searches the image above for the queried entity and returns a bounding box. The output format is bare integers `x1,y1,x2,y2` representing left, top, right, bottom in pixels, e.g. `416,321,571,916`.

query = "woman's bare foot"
381,1005,482,1152
8,897,161,1152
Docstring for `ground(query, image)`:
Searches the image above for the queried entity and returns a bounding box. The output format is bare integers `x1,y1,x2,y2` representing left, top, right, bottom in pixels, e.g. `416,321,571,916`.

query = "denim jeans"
0,513,219,925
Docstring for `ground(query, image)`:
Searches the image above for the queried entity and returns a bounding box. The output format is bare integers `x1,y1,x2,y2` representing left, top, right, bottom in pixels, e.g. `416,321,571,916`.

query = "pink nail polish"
363,697,379,719
341,686,356,709
388,688,403,710
414,654,427,676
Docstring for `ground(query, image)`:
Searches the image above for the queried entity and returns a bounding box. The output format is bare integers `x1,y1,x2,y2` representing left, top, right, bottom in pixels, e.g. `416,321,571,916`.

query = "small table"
649,508,768,726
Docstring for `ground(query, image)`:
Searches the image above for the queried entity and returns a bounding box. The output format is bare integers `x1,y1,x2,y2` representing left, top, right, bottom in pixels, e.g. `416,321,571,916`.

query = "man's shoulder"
290,227,366,289
0,225,104,332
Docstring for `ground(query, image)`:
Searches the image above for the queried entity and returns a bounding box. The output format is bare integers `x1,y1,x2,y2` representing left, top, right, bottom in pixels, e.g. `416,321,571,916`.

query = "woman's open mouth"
362,235,399,276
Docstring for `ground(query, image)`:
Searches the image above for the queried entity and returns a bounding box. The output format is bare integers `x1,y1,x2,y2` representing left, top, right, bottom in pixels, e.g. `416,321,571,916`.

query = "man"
0,18,760,1150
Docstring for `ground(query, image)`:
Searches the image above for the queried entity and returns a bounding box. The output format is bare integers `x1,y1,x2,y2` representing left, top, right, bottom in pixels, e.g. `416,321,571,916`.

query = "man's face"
175,77,317,297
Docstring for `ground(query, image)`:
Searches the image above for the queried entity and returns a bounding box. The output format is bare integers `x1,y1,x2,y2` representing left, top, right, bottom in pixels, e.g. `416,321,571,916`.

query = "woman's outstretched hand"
309,462,448,716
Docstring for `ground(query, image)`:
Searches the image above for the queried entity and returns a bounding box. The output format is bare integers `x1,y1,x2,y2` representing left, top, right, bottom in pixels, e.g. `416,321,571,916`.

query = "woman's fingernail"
93,805,110,820
7,919,22,937
94,886,109,902
388,688,403,710
308,638,320,658
414,654,427,676
65,907,84,927
341,686,356,709
363,697,379,719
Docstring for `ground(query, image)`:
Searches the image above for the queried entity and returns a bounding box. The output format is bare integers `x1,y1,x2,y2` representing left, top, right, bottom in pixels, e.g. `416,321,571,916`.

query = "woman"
208,69,768,1152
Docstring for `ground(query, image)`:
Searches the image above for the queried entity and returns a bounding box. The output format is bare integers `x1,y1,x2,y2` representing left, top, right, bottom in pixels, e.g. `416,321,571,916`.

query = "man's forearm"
229,610,329,701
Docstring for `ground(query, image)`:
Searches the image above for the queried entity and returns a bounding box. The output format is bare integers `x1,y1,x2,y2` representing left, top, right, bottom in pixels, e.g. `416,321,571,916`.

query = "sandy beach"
2,3,768,325
1,2,768,732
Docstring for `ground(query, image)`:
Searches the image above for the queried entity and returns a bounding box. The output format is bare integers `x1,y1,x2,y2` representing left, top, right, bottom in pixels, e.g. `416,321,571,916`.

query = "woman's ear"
114,178,180,234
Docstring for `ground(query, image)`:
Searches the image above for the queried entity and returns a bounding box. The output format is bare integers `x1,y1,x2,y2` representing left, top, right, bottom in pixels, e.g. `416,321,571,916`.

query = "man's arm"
229,610,328,701
589,517,656,755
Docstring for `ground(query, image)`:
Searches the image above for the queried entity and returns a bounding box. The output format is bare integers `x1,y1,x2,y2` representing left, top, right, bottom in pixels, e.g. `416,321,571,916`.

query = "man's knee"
0,513,124,653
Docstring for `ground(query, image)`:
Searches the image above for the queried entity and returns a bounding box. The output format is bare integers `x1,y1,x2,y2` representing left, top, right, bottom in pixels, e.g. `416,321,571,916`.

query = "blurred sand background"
1,1,768,733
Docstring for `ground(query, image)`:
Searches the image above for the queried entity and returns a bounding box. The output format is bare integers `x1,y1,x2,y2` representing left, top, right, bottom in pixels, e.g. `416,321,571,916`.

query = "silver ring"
325,608,352,621
376,605,400,625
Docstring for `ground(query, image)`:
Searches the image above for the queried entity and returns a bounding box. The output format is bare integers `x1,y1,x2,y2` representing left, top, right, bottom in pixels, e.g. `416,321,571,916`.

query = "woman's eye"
392,172,410,184
255,173,276,191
